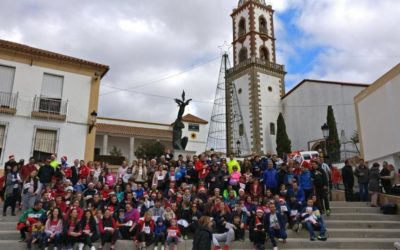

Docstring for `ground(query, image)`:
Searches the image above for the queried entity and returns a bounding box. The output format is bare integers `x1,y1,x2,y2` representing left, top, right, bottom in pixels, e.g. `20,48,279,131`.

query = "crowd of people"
0,151,347,250
338,159,400,206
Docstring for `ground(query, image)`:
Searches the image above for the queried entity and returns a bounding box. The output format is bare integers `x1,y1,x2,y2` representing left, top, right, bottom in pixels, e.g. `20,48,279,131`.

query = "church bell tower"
226,0,286,155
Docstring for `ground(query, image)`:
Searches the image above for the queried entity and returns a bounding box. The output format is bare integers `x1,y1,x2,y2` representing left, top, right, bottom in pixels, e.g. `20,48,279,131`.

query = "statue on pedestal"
172,91,192,150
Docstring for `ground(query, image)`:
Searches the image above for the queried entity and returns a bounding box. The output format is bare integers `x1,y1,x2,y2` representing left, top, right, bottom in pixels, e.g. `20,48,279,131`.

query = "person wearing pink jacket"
44,208,63,249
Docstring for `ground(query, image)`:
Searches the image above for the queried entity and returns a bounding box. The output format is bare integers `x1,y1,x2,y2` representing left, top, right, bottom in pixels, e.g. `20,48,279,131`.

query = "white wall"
253,7,274,60
259,72,281,153
1,59,92,123
0,115,87,166
97,118,171,131
182,121,207,154
358,73,400,165
282,81,366,155
233,7,250,65
0,58,93,166
233,74,252,151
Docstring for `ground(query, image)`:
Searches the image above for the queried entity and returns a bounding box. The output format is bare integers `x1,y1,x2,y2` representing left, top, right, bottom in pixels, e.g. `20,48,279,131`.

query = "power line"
100,54,222,96
100,88,355,108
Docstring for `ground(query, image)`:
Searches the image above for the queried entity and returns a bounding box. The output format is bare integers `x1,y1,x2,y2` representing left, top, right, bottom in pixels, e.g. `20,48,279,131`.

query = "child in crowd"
166,219,181,250
28,220,46,249
154,217,167,250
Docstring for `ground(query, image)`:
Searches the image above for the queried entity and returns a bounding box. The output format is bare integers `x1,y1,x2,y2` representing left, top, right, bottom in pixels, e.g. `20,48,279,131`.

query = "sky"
1,0,399,124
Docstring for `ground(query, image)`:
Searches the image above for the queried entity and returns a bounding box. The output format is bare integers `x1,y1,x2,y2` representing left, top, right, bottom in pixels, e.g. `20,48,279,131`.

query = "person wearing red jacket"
20,157,37,182
166,218,181,249
195,155,209,180
136,211,155,250
250,178,263,199
98,209,119,250
79,161,91,180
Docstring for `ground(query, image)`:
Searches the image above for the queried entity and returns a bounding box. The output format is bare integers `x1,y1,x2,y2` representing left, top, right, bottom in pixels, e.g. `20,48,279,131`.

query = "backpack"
381,203,398,214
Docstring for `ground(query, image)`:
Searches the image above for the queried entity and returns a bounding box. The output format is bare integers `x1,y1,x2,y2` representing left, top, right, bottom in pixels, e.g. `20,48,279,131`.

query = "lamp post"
321,123,329,160
236,140,241,157
88,110,98,134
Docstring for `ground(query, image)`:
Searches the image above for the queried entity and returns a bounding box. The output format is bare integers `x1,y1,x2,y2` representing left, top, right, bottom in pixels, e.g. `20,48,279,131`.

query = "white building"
95,114,208,162
226,0,285,155
282,80,367,158
0,39,109,166
224,0,370,161
355,63,400,168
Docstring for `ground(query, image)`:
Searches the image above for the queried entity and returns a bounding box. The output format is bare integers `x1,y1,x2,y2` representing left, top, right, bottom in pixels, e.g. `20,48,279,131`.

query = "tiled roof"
96,123,172,139
0,39,109,77
182,114,209,124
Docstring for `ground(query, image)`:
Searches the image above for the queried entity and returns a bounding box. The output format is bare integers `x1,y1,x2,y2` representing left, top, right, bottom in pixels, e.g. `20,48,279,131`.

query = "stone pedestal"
173,149,196,160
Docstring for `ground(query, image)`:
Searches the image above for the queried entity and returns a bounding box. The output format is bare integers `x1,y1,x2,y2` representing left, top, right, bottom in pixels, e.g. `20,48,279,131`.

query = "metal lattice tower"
206,53,250,156
206,53,230,153
230,83,251,156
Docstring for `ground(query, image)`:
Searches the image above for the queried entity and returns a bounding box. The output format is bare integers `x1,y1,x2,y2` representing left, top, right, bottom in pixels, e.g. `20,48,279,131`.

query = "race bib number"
170,175,175,181
290,210,298,216
281,205,288,212
143,226,150,234
168,230,177,237
157,175,164,181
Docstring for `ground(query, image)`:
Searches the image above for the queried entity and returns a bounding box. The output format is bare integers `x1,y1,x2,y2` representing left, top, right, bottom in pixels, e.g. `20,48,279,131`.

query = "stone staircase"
0,201,398,249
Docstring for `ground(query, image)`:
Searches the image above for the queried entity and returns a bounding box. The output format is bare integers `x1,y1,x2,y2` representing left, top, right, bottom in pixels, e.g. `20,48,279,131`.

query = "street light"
321,123,329,139
236,140,241,157
88,110,98,134
321,123,329,160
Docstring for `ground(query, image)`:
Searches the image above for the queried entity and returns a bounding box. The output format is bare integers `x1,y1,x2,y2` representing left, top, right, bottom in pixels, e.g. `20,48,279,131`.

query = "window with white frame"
33,128,58,162
0,65,15,106
39,73,64,113
0,124,5,159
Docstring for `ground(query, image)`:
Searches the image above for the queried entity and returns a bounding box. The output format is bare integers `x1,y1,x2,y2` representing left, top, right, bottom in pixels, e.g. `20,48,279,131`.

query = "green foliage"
109,146,122,157
135,141,165,160
276,113,292,157
326,105,341,162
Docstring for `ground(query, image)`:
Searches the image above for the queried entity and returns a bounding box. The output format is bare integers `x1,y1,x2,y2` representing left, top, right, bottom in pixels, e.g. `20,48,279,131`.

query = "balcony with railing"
0,91,18,115
227,57,285,76
31,96,68,121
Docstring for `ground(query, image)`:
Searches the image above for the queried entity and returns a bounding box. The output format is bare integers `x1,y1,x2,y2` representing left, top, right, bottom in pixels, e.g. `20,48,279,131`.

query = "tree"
326,105,341,162
276,113,292,157
350,130,360,154
135,141,165,160
109,146,122,157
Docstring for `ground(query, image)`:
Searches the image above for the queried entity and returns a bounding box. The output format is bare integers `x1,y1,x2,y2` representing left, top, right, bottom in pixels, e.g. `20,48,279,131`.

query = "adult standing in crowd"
369,162,381,207
380,161,392,194
354,159,369,201
38,160,54,186
311,160,330,215
3,164,22,216
341,160,354,201
21,170,42,210
20,157,37,182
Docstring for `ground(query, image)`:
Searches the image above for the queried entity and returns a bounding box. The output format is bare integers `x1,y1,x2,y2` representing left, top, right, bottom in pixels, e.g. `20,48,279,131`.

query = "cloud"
277,0,400,85
0,0,398,126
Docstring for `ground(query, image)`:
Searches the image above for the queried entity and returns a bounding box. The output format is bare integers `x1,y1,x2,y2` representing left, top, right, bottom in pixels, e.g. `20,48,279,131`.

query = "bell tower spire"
232,0,276,66
226,2,286,155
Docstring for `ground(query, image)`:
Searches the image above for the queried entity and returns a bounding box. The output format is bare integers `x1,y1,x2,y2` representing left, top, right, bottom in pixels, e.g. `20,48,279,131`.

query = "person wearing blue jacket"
263,160,278,194
287,182,305,205
264,203,287,250
299,166,313,200
154,217,166,249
